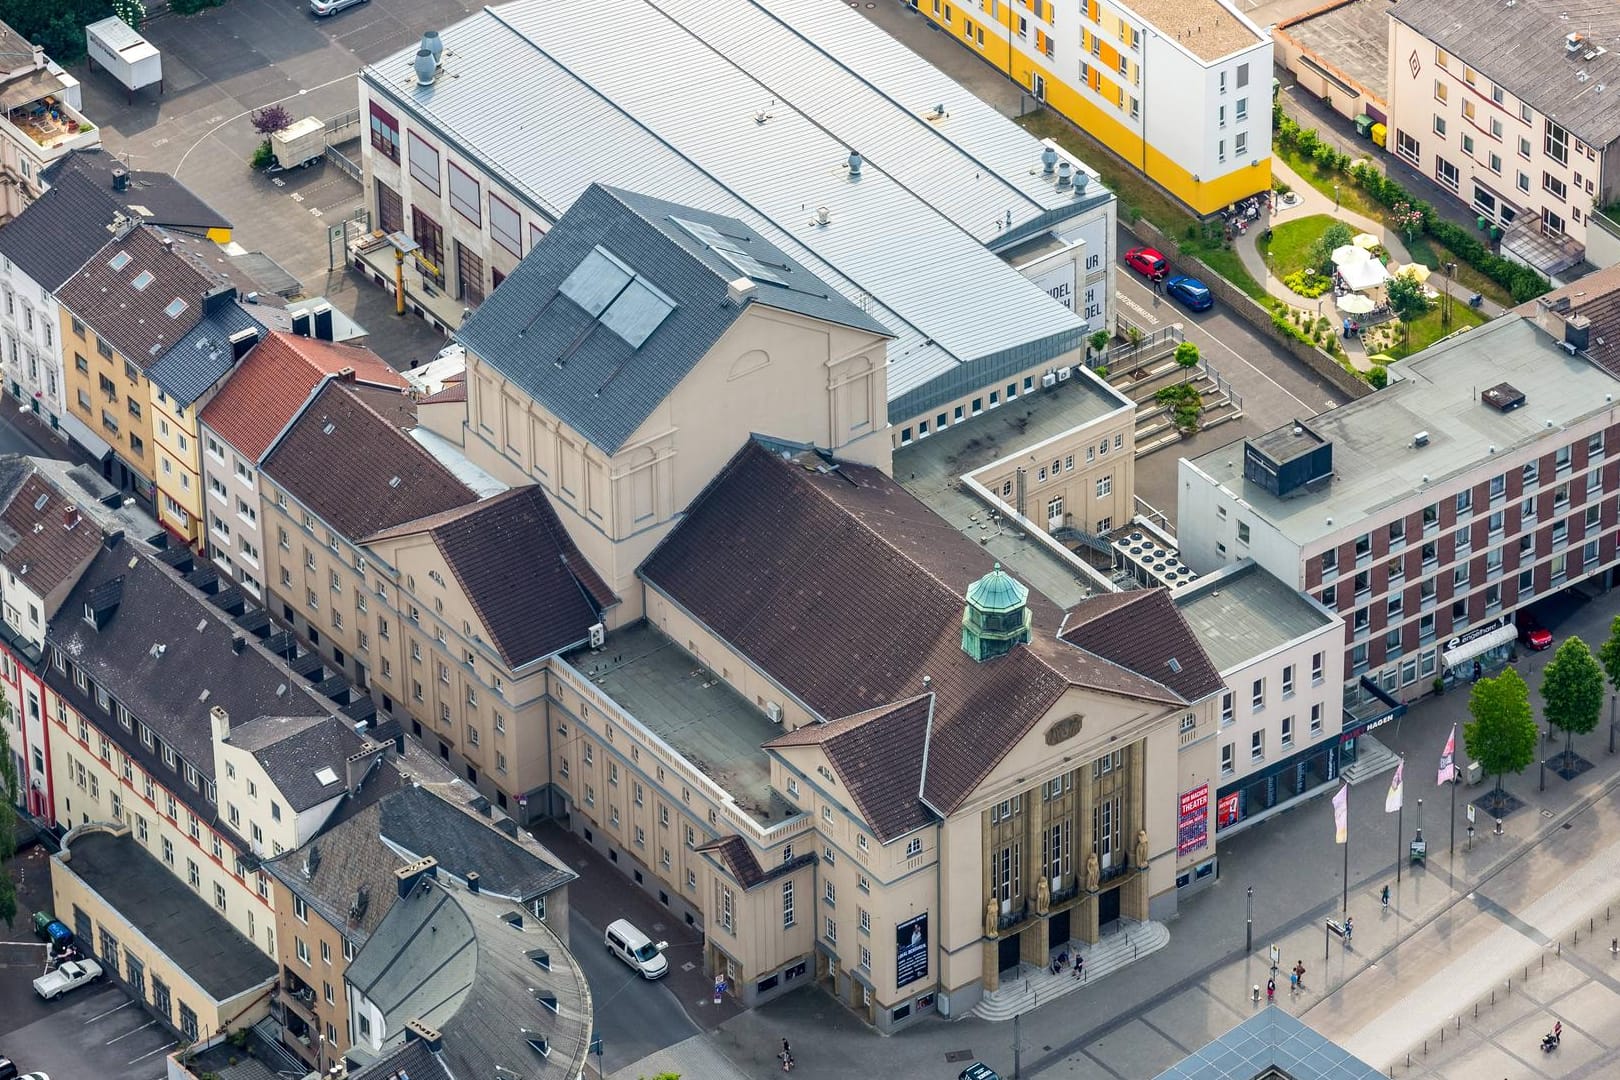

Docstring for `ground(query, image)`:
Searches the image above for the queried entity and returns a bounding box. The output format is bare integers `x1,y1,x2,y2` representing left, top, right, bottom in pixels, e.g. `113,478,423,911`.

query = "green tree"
0,705,17,929
1307,221,1355,275
1154,383,1202,433
1368,364,1388,389
1596,614,1620,754
1386,271,1433,351
1087,329,1111,361
1125,325,1145,352
1173,340,1201,382
1540,636,1604,770
1465,666,1539,811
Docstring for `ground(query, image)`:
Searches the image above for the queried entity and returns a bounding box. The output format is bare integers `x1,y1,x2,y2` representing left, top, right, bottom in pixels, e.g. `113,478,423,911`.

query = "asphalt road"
568,905,699,1073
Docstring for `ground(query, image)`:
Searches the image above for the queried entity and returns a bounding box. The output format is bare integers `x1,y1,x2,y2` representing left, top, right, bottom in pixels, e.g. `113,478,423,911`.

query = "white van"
605,919,669,979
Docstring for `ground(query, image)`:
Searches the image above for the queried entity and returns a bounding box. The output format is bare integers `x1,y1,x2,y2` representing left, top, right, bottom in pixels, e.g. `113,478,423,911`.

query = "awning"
59,411,114,462
1442,623,1518,669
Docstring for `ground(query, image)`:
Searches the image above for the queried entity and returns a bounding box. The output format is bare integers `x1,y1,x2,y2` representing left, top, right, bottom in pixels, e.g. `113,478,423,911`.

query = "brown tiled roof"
641,440,1178,818
201,331,410,462
0,471,103,599
1524,264,1620,380
767,694,936,842
420,382,467,405
365,487,617,667
1060,589,1225,703
263,381,475,542
694,835,817,890
57,225,217,368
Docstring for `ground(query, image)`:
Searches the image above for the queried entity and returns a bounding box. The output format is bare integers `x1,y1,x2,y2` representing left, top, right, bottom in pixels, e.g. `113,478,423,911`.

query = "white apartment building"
915,0,1271,215
1387,0,1620,276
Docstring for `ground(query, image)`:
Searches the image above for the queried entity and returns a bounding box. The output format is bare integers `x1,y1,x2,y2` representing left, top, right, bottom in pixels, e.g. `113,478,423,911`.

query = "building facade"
1386,0,1620,276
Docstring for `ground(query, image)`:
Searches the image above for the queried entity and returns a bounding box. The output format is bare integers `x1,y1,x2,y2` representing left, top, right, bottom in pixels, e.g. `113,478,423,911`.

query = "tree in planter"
1153,383,1202,433
1173,340,1201,382
1125,325,1145,352
1465,666,1539,813
1386,270,1432,352
1087,329,1111,366
1540,635,1604,771
1597,615,1620,754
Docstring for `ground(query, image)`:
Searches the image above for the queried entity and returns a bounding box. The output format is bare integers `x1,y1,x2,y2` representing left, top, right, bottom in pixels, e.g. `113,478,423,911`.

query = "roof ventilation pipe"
413,49,436,86
847,150,863,178
1040,145,1058,175
1056,161,1072,189
421,30,443,66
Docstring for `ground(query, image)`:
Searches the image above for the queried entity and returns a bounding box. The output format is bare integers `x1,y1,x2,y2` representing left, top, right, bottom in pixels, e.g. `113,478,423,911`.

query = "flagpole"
1396,795,1403,884
1342,827,1349,915
1449,765,1457,854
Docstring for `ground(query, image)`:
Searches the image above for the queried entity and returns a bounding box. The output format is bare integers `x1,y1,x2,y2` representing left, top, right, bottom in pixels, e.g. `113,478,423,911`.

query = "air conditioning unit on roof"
766,702,783,724
1056,367,1072,382
587,623,605,649
1042,371,1058,388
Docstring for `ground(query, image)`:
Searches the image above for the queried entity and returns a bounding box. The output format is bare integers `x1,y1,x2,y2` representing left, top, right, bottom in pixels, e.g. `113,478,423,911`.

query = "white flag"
1385,760,1404,813
1333,783,1348,845
1438,724,1457,785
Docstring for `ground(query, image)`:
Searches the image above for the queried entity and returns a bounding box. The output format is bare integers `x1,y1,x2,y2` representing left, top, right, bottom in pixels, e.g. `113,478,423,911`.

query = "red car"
1125,247,1169,279
1517,612,1552,651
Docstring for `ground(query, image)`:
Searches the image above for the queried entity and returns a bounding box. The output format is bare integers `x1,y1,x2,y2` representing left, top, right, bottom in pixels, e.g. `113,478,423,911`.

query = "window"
1220,743,1234,774
1281,665,1295,697
1436,157,1460,191
1250,730,1265,761
1434,115,1447,137
296,938,310,965
1310,702,1324,737
825,880,837,907
1544,172,1568,200
294,896,308,923
906,837,923,859
1235,132,1248,157
783,881,796,928
369,103,399,161
187,858,200,888
1281,715,1294,748
490,194,522,257
408,132,441,193
1220,692,1233,726
1397,130,1420,164
1096,475,1112,498
1545,120,1569,166
1251,678,1265,711
824,916,837,944
448,162,481,225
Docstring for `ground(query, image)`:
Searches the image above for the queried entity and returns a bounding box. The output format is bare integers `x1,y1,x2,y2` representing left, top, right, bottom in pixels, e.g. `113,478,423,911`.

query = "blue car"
1165,275,1214,312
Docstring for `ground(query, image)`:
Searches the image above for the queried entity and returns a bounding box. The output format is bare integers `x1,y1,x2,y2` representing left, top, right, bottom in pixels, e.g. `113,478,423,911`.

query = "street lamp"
1442,261,1456,327
1333,183,1340,211
1246,885,1254,951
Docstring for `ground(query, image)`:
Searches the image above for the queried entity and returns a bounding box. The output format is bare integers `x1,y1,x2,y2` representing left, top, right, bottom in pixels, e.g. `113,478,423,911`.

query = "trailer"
84,18,161,102
269,117,326,171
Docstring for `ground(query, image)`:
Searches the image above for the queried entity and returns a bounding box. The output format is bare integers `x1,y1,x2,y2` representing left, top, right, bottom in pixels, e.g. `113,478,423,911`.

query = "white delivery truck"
270,117,326,171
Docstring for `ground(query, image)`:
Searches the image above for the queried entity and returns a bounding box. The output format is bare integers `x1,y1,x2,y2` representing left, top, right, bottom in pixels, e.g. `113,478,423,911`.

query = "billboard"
895,913,929,988
1177,783,1210,855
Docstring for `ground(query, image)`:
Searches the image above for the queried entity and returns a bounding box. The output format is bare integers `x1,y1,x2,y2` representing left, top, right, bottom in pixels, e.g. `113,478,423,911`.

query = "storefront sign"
1216,791,1241,830
1177,784,1209,855
895,913,929,988
1444,614,1511,652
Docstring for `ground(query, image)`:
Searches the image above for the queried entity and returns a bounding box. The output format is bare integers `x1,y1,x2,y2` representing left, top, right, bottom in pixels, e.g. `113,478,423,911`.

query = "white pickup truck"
33,958,103,1000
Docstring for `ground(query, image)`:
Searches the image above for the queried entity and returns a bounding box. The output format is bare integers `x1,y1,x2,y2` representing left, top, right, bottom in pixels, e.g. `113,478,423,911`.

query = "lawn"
1402,233,1514,308
1363,301,1490,360
1258,213,1344,275
1274,142,1381,218
1016,111,1267,300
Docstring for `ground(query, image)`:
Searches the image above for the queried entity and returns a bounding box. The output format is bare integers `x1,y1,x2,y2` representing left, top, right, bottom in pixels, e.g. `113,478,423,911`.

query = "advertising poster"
1177,784,1210,855
895,913,929,988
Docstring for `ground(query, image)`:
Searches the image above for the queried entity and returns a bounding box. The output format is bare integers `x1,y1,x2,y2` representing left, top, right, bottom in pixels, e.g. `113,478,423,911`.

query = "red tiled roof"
200,331,409,462
420,382,467,405
641,440,1183,819
1060,589,1225,703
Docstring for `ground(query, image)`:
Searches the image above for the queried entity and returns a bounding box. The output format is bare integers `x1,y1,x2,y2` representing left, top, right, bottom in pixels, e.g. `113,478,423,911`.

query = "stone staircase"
971,918,1171,1021
1340,733,1401,785
1103,360,1243,459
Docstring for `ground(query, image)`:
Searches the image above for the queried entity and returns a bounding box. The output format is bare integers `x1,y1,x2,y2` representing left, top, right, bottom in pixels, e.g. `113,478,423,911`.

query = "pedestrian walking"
1073,954,1085,979
1344,916,1354,942
1294,960,1306,989
1289,968,1299,993
1381,884,1390,908
1266,977,1276,1001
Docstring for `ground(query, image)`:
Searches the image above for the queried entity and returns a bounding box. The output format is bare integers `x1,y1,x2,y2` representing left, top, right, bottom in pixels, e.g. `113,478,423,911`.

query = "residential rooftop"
1129,0,1266,64
373,0,1108,421
1392,0,1620,149
59,827,276,1001
569,621,787,824
1278,0,1390,104
1185,313,1620,549
1174,561,1337,672
895,372,1130,609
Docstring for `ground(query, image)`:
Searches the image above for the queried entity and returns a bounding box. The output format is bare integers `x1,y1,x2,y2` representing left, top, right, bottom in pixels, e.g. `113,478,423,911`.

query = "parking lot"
0,847,178,1080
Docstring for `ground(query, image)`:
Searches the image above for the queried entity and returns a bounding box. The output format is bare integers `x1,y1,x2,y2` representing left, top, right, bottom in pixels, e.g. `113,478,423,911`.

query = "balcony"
3,94,97,164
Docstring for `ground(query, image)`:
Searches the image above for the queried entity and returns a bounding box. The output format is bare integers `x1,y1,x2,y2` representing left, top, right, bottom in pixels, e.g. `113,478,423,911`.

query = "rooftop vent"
111,168,129,193
1481,382,1526,412
1056,161,1072,189
350,885,370,922
1040,146,1058,175
413,48,436,86
1567,31,1585,52
421,29,443,65
814,206,831,226
847,150,862,178
466,871,480,893
1566,313,1591,352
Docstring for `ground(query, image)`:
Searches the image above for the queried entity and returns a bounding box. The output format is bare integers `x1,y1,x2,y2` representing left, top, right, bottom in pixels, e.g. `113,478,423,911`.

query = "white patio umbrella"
1352,232,1380,249
1331,244,1371,267
1336,293,1376,315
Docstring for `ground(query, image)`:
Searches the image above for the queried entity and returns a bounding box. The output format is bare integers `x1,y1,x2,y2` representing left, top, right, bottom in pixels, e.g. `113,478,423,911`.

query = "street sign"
1466,803,1476,824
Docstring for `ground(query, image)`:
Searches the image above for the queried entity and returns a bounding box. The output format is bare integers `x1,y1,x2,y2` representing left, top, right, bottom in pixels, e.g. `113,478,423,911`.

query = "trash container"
1466,760,1484,785
1410,838,1427,864
1354,114,1374,138
1370,122,1387,149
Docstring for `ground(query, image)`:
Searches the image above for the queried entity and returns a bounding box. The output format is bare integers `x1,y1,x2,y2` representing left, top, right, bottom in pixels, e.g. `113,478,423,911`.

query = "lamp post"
1333,183,1340,211
1442,261,1456,327
1246,885,1254,951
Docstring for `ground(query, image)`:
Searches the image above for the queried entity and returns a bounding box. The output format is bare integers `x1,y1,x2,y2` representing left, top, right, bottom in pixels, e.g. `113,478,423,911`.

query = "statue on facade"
1084,852,1100,893
1035,876,1050,916
1135,829,1150,872
985,898,1000,938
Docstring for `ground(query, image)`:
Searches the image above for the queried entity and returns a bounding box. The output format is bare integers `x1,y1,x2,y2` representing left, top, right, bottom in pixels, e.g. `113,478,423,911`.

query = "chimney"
394,855,438,898
111,168,129,193
1566,313,1591,353
726,277,755,306
228,327,257,361
210,705,230,743
102,529,124,551
62,504,81,531
466,871,480,894
344,746,380,794
203,285,236,315
404,1019,443,1052
230,635,245,654
291,309,312,337
312,302,334,341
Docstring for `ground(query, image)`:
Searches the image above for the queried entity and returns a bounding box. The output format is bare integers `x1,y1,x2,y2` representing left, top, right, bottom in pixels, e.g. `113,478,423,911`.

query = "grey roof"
43,148,234,234
1184,314,1620,550
59,828,277,1002
1155,1006,1383,1080
58,225,220,370
147,298,263,407
368,0,1099,420
1278,0,1390,105
263,800,402,946
1391,0,1620,149
227,714,367,812
0,171,132,292
1174,561,1337,672
345,870,592,1079
348,1039,441,1080
378,783,576,901
458,184,886,453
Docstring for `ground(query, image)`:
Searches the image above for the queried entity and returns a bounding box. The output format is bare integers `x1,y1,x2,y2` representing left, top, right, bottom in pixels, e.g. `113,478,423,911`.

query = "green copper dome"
961,563,1032,662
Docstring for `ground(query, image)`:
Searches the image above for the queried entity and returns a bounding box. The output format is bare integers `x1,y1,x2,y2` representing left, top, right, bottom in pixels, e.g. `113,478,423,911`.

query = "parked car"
32,958,102,1000
0,1053,18,1080
1124,247,1168,279
1165,275,1214,311
959,1065,1002,1080
605,919,668,979
310,0,367,14
1517,611,1553,651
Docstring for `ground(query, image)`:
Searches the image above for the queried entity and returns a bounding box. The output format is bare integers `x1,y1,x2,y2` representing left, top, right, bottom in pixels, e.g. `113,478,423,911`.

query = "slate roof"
366,486,616,667
0,171,137,293
1531,264,1620,379
767,694,936,843
695,835,817,889
377,783,576,900
1060,589,1225,704
262,800,401,946
226,714,368,812
641,439,1183,818
146,296,263,407
44,148,234,234
348,1038,442,1080
0,468,103,600
345,870,592,1079
60,828,276,1001
200,331,408,463
261,380,475,542
57,225,219,369
456,183,889,455
46,536,332,789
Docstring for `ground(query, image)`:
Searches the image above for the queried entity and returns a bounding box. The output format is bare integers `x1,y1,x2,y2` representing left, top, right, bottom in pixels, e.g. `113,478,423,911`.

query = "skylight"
557,245,675,349
672,216,790,287
108,251,131,271
165,298,188,319
314,767,339,786
130,270,155,291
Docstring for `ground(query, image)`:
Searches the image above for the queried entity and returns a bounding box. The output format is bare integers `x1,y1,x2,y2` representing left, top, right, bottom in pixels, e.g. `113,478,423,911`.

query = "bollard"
1474,1002,1479,1019
1611,937,1618,956
1253,984,1261,1002
1439,1027,1444,1045
1558,942,1563,957
1574,930,1579,944
1423,1039,1428,1056
1455,1016,1461,1031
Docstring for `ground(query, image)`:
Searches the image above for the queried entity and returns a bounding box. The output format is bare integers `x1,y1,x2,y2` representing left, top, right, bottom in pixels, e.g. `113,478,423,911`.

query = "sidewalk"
614,589,1620,1080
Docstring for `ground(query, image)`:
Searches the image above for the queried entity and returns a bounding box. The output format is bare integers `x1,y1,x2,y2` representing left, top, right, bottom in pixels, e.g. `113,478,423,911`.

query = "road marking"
128,1040,178,1064
1116,292,1161,327
108,1019,158,1044
174,73,361,177
85,1000,134,1023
